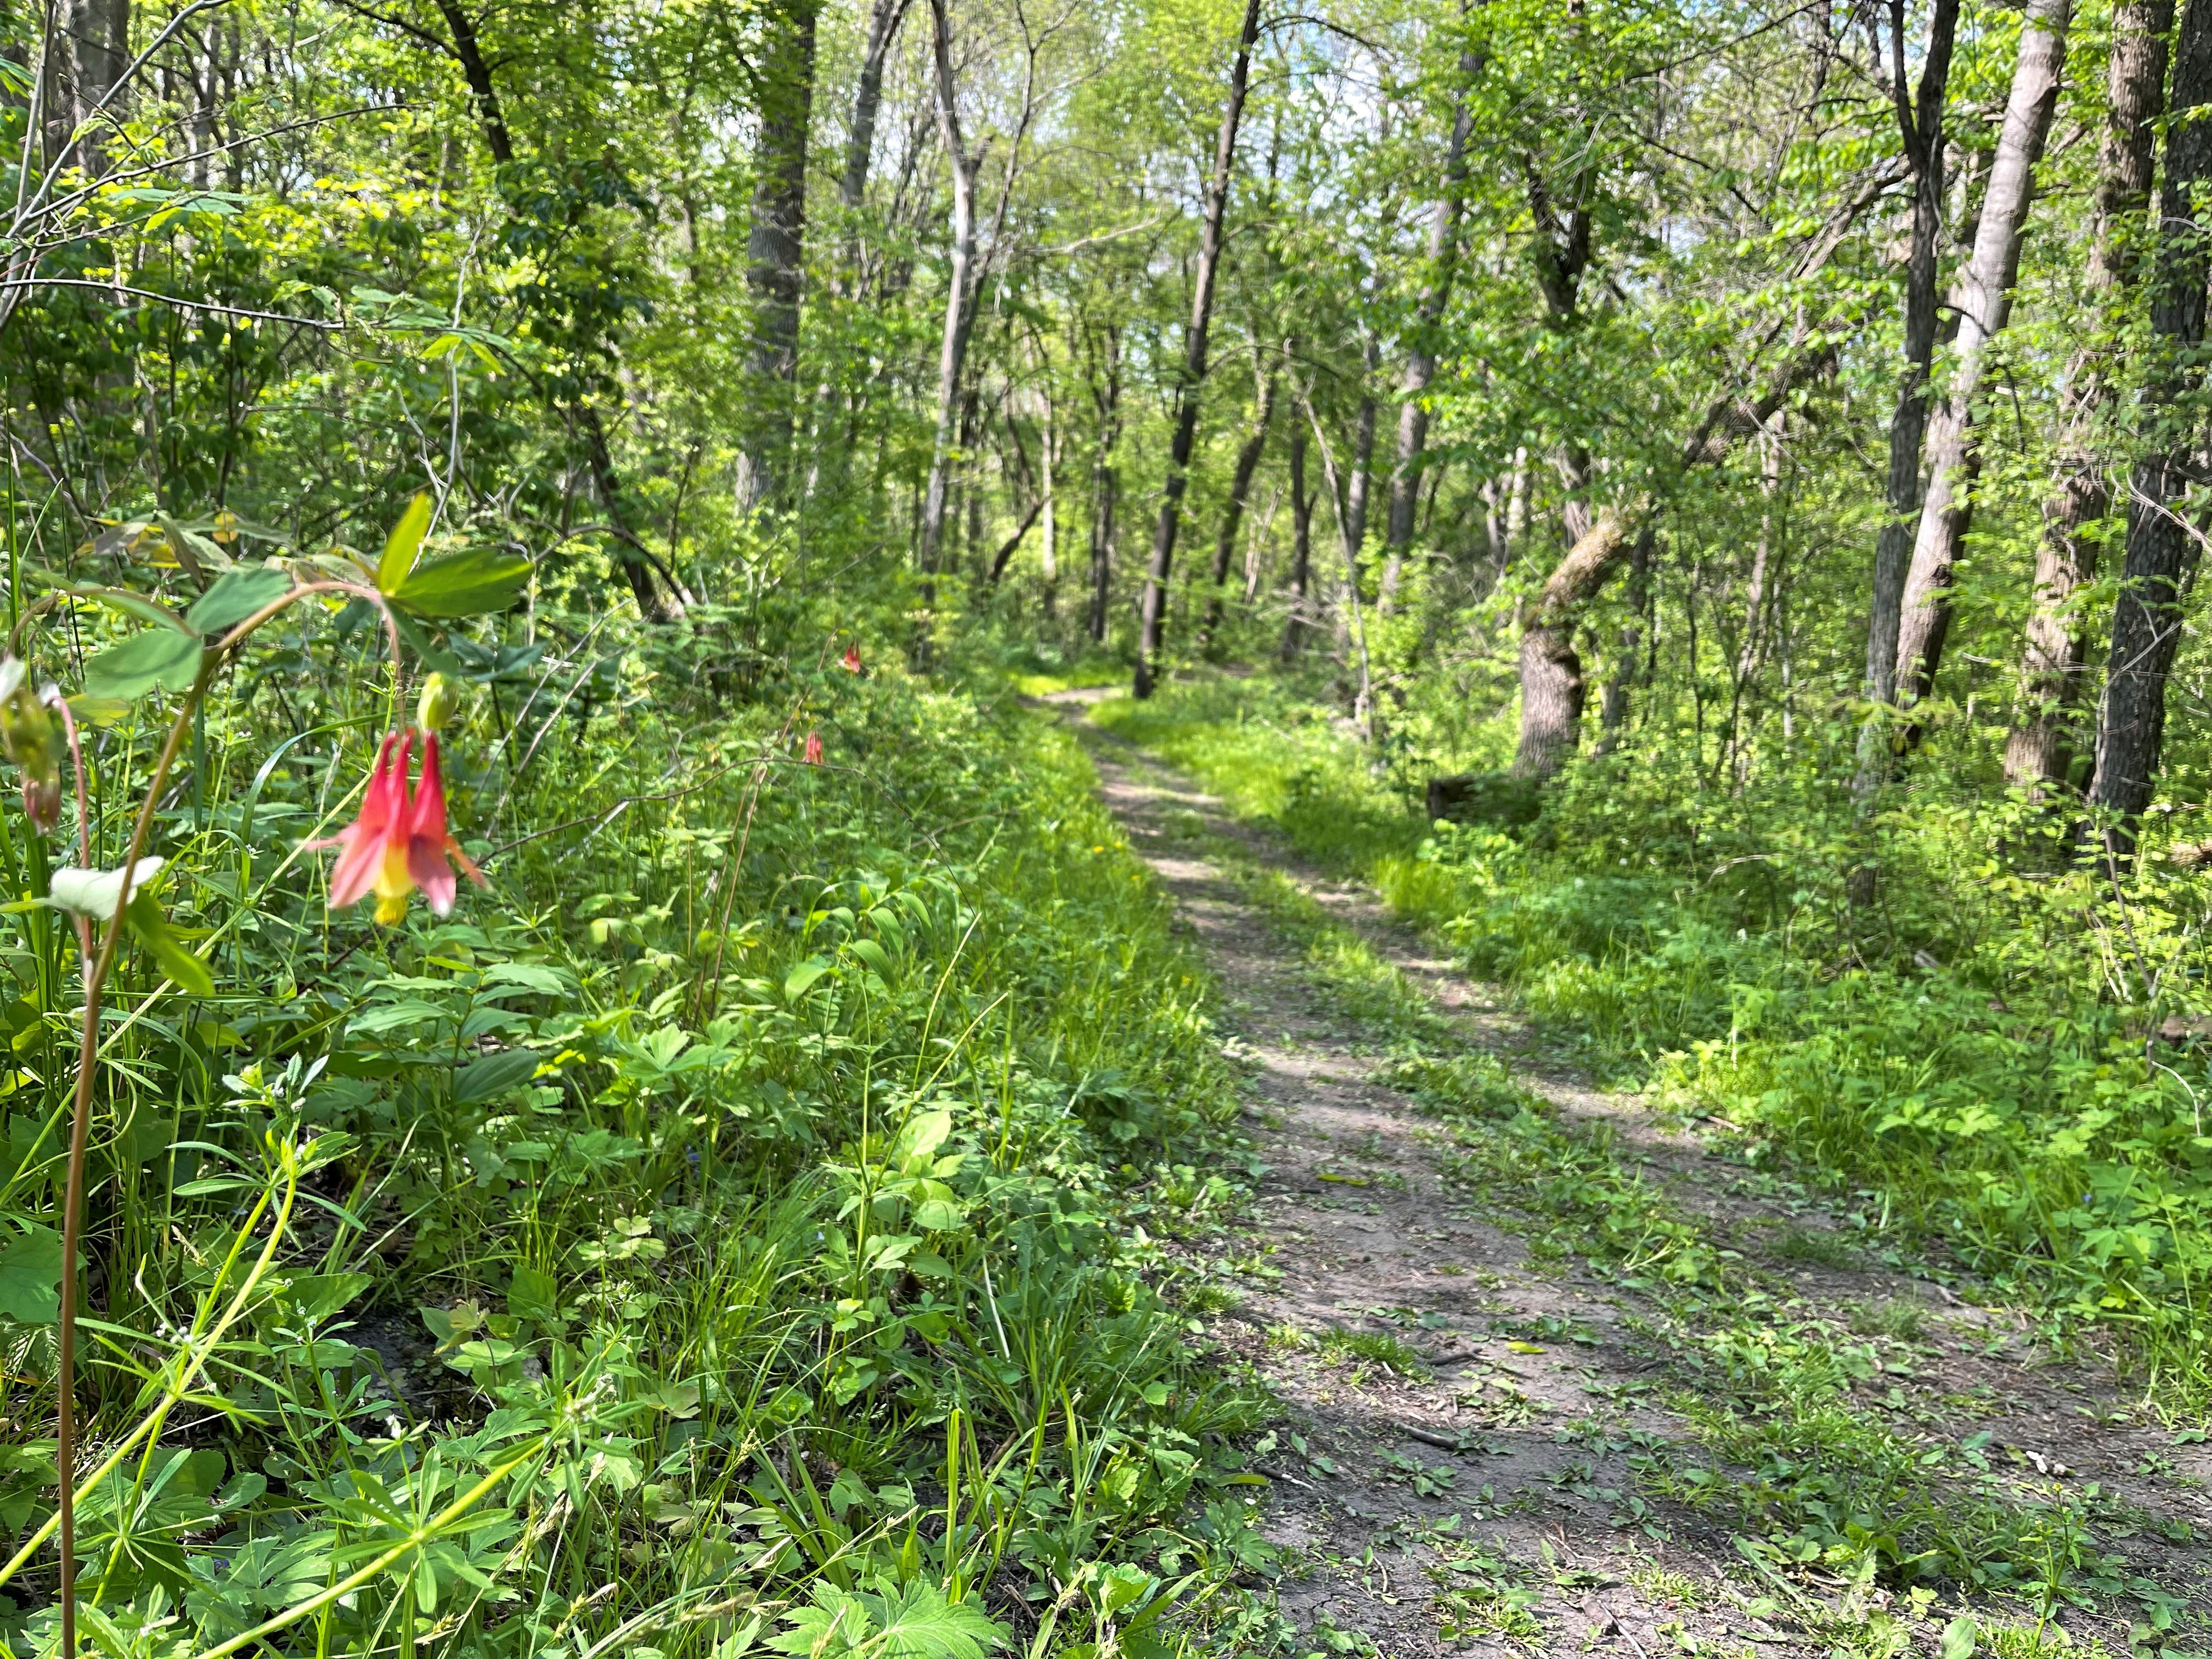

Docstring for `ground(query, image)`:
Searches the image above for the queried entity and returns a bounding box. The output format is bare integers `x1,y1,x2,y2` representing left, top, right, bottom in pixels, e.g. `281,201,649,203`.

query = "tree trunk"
1378,40,1483,614
1334,339,1380,657
737,0,818,512
1855,0,1962,763
1515,514,1631,778
1596,525,1656,746
1889,0,2071,730
2006,0,2170,791
1132,0,1266,698
1086,323,1122,644
1510,340,1825,776
49,0,128,172
582,403,684,623
1039,398,1058,622
1281,419,1313,661
2089,0,2212,855
1201,371,1277,650
430,0,516,163
916,0,983,620
839,0,914,215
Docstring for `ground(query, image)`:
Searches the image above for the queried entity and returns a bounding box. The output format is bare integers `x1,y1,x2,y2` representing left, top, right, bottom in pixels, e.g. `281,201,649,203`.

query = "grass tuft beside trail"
1094,675,2212,1410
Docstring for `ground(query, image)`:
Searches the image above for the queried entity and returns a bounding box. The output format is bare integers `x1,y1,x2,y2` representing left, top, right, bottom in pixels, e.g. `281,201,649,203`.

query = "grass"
1086,743,2202,1639
0,642,1294,1658
1090,674,2212,1413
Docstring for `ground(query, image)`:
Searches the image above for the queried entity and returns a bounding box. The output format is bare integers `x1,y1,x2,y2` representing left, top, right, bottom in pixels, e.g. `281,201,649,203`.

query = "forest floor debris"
1057,694,2212,1658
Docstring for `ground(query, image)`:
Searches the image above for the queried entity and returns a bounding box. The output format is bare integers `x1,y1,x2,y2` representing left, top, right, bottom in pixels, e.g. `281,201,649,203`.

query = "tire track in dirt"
1057,698,2212,1658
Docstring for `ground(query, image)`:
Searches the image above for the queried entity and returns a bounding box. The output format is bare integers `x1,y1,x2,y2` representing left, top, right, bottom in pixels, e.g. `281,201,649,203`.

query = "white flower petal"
49,857,165,919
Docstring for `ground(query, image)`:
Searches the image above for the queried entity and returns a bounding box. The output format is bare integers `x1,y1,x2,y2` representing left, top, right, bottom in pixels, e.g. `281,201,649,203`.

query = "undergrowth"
1095,675,2212,1410
0,645,1286,1657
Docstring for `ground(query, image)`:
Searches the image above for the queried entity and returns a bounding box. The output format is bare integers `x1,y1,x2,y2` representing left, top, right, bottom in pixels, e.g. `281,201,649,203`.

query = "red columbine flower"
803,730,824,765
840,645,862,674
314,730,486,924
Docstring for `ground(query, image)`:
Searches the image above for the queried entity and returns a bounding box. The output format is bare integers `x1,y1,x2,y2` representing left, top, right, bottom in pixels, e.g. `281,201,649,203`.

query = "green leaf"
125,891,215,996
83,628,202,702
784,957,832,1001
453,1048,539,1104
508,1263,559,1323
1940,1617,1977,1659
771,1583,1006,1659
379,492,432,594
0,1223,61,1323
392,548,529,618
187,566,292,636
388,607,462,676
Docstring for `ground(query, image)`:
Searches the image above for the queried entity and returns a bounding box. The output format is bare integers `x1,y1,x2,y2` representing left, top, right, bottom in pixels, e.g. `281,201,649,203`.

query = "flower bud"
20,774,58,835
416,672,460,733
0,658,64,834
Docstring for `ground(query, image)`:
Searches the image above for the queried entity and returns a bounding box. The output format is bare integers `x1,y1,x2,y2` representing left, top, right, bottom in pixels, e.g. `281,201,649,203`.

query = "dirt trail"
1058,703,2212,1657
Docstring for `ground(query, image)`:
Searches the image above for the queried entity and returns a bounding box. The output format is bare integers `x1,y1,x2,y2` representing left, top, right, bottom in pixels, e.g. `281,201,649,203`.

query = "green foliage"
0,604,1281,1656
1108,676,2212,1407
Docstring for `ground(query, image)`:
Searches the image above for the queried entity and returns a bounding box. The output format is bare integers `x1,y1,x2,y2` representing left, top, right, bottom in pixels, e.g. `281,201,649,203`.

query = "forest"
8,0,2212,1645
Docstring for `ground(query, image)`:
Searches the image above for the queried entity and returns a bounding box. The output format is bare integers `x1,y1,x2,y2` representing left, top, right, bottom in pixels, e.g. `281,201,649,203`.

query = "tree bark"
1510,340,1826,777
582,403,685,622
1132,0,1266,697
1039,396,1058,621
2006,0,2170,790
737,0,819,512
1378,39,1483,614
48,0,129,172
1281,417,1314,661
916,0,984,618
840,0,915,214
1857,0,1961,741
1201,370,1277,650
1086,325,1122,644
1888,0,2071,731
430,0,516,163
1515,514,1632,778
2089,0,2212,854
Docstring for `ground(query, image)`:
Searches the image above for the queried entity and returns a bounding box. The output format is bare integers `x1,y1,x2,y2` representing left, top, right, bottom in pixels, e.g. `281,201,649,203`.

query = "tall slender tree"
1886,0,2072,737
2006,0,2171,790
2089,0,2212,854
1853,0,1961,794
1131,0,1266,698
1378,29,1483,613
916,0,985,613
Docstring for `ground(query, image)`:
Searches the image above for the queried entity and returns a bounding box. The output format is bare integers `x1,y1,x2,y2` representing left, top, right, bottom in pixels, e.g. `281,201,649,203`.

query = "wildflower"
314,730,486,924
0,658,64,834
840,645,862,674
803,731,824,766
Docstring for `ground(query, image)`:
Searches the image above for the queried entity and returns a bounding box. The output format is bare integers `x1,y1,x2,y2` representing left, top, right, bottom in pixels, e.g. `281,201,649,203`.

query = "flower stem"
54,650,216,1659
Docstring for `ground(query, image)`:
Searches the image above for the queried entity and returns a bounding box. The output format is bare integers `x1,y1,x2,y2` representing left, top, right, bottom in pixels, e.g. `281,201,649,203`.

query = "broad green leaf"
392,547,532,618
507,1263,559,1323
1940,1617,1977,1659
379,492,432,594
83,628,202,701
50,857,166,919
76,587,182,630
187,565,292,635
453,1048,539,1103
125,891,215,996
891,1109,952,1164
784,957,832,1001
478,962,568,996
65,695,131,727
0,1223,60,1323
